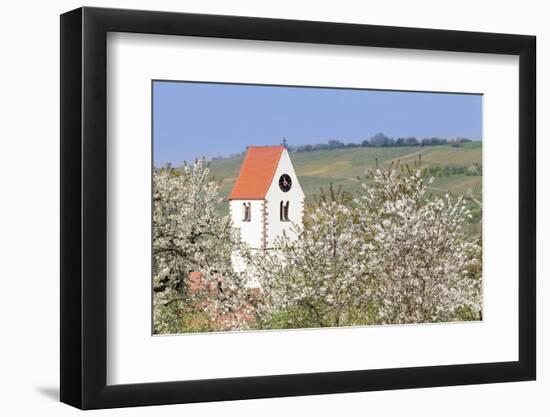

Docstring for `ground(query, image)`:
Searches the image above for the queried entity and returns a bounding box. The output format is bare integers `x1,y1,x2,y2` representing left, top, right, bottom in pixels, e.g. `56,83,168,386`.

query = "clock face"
279,174,292,192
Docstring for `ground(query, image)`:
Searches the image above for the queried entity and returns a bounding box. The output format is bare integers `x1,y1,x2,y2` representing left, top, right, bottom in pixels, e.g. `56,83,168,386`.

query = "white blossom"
154,160,482,333
153,160,254,333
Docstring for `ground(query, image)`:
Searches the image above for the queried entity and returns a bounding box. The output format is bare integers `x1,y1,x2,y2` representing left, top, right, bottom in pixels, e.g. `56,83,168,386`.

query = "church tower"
228,145,305,282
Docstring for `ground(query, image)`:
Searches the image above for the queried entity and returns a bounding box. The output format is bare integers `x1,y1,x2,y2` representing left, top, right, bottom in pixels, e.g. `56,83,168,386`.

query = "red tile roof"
228,146,284,200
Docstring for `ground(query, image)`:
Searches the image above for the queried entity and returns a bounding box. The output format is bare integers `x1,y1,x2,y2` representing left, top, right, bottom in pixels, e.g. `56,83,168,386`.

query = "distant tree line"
207,133,475,162
287,132,474,154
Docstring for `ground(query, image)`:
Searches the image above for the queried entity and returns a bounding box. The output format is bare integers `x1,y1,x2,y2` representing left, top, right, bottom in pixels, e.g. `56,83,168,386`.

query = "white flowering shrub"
153,159,482,333
250,200,370,328
251,165,481,328
153,160,254,333
356,167,482,324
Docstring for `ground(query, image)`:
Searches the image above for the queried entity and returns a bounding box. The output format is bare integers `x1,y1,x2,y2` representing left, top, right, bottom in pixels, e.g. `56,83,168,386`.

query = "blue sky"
153,81,482,166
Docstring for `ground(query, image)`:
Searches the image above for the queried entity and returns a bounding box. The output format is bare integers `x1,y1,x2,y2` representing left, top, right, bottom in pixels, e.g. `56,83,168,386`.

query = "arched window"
280,201,290,221
242,202,251,222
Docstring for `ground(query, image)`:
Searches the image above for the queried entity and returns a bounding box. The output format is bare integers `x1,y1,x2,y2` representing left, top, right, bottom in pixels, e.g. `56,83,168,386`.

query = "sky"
153,81,482,166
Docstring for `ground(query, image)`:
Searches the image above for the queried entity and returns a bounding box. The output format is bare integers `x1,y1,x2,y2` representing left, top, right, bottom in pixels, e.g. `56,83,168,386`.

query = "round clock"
279,174,292,192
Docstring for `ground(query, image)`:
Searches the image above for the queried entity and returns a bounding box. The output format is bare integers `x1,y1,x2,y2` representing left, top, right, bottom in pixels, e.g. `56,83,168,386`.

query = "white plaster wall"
229,199,265,249
265,149,305,247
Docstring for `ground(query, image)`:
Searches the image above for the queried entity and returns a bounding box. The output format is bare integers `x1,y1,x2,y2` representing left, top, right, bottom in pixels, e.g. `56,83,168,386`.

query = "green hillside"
204,142,482,219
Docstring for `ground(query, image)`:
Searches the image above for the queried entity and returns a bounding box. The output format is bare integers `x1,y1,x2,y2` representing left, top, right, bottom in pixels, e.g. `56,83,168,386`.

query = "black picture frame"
60,6,536,410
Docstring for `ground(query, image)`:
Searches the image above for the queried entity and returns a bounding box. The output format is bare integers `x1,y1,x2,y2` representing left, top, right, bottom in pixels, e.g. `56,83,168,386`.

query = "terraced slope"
201,142,482,217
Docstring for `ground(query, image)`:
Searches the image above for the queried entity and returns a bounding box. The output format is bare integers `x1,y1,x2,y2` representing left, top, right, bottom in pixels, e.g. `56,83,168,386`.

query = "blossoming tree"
251,164,482,328
251,199,370,328
153,160,253,333
153,159,482,333
355,166,482,324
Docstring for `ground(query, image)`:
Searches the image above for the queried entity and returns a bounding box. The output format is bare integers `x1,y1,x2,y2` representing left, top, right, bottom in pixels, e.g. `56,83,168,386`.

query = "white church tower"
228,145,305,282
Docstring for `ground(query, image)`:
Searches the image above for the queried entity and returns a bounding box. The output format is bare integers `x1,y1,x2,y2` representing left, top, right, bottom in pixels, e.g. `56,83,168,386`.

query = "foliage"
152,160,254,333
369,132,394,147
426,163,482,177
154,159,482,333
250,200,370,328
355,165,482,324
249,164,482,328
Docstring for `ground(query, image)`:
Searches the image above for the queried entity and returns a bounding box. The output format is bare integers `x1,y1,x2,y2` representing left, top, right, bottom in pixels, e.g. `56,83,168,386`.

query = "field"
203,142,482,218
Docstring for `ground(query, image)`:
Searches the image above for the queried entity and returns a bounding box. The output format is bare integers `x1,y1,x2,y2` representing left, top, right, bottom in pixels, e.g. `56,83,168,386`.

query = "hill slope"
205,142,482,217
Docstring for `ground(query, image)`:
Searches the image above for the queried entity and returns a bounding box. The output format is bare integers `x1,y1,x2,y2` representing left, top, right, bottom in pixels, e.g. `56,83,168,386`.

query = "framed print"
60,6,536,409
